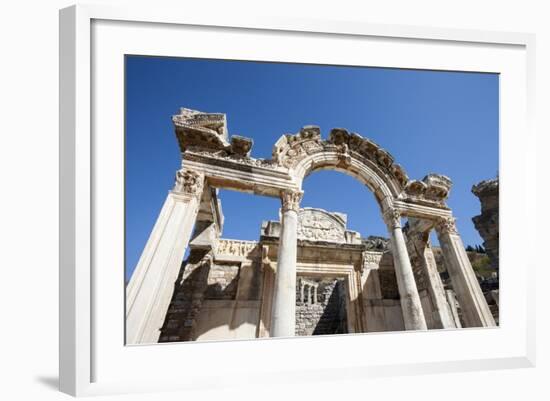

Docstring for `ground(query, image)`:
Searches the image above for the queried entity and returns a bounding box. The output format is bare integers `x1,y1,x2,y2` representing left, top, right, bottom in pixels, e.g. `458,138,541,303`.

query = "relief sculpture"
297,208,346,243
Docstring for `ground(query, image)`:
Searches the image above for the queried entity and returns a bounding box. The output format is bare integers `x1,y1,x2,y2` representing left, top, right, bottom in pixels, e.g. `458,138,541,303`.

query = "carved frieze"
173,169,204,196
216,239,258,258
297,208,346,243
186,149,278,170
362,251,383,270
272,125,410,191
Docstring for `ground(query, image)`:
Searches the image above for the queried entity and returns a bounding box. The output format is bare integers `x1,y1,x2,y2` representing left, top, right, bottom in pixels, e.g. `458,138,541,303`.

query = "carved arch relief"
271,125,453,211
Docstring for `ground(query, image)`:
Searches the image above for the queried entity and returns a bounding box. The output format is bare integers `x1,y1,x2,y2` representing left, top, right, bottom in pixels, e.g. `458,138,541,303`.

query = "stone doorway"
295,277,348,336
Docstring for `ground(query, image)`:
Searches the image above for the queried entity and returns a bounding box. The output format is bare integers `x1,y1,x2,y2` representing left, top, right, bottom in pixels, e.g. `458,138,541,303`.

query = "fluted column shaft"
270,190,302,337
126,169,204,344
384,208,428,331
435,217,496,327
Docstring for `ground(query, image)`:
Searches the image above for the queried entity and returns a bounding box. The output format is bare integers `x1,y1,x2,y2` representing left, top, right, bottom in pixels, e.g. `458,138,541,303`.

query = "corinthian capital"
383,207,402,229
435,216,458,235
173,169,204,197
280,189,303,212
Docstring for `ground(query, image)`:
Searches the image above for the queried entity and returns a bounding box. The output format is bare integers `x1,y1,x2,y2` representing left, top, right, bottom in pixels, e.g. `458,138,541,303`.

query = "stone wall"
295,277,348,336
204,263,240,300
159,249,212,342
159,248,263,342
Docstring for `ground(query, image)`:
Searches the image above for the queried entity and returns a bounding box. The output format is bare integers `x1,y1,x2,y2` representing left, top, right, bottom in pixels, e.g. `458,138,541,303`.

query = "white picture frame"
59,4,536,397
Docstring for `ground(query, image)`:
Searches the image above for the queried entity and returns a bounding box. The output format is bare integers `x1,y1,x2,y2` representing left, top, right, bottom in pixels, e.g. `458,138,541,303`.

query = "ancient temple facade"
125,108,496,345
157,205,468,342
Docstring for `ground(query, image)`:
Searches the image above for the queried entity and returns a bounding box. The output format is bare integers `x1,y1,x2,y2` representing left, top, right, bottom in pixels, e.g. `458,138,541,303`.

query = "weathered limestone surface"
435,217,496,327
126,170,204,345
472,178,499,271
404,219,456,329
126,108,496,344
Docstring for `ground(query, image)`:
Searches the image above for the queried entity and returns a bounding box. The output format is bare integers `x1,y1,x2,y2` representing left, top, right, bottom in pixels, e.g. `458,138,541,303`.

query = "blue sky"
125,56,498,281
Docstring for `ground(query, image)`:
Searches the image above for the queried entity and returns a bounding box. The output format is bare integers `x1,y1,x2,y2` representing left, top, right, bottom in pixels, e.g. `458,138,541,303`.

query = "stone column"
384,208,427,331
313,286,317,305
270,190,302,337
445,290,462,328
435,217,496,327
126,169,205,344
420,243,457,328
405,226,456,329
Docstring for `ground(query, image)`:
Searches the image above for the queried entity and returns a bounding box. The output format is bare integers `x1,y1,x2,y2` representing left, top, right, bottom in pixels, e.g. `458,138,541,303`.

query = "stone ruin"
125,108,497,344
472,177,499,323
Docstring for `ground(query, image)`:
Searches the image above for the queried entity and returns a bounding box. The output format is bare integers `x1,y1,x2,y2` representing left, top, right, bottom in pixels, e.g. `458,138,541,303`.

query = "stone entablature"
215,239,259,260
176,108,452,209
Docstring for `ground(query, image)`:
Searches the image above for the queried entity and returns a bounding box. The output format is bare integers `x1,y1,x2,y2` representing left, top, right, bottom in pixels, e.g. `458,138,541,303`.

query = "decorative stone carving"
362,251,383,270
435,216,458,235
391,164,409,187
271,125,410,191
405,180,428,196
173,108,229,152
383,207,402,229
174,169,204,196
272,126,324,169
404,174,452,206
329,128,352,166
230,135,253,157
173,108,256,159
173,108,457,211
280,190,303,212
216,239,258,257
424,174,452,201
186,150,278,169
297,208,346,243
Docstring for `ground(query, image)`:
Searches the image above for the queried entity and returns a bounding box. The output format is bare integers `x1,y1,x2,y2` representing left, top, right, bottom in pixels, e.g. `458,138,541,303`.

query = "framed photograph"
59,4,536,397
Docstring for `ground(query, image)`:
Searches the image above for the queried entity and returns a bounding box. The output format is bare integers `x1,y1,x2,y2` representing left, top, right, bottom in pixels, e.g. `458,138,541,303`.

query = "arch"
272,126,409,211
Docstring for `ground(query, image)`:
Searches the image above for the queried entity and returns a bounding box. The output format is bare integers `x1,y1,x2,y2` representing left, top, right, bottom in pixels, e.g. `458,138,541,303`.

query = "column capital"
173,169,204,198
280,189,303,212
435,216,458,235
383,207,402,229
